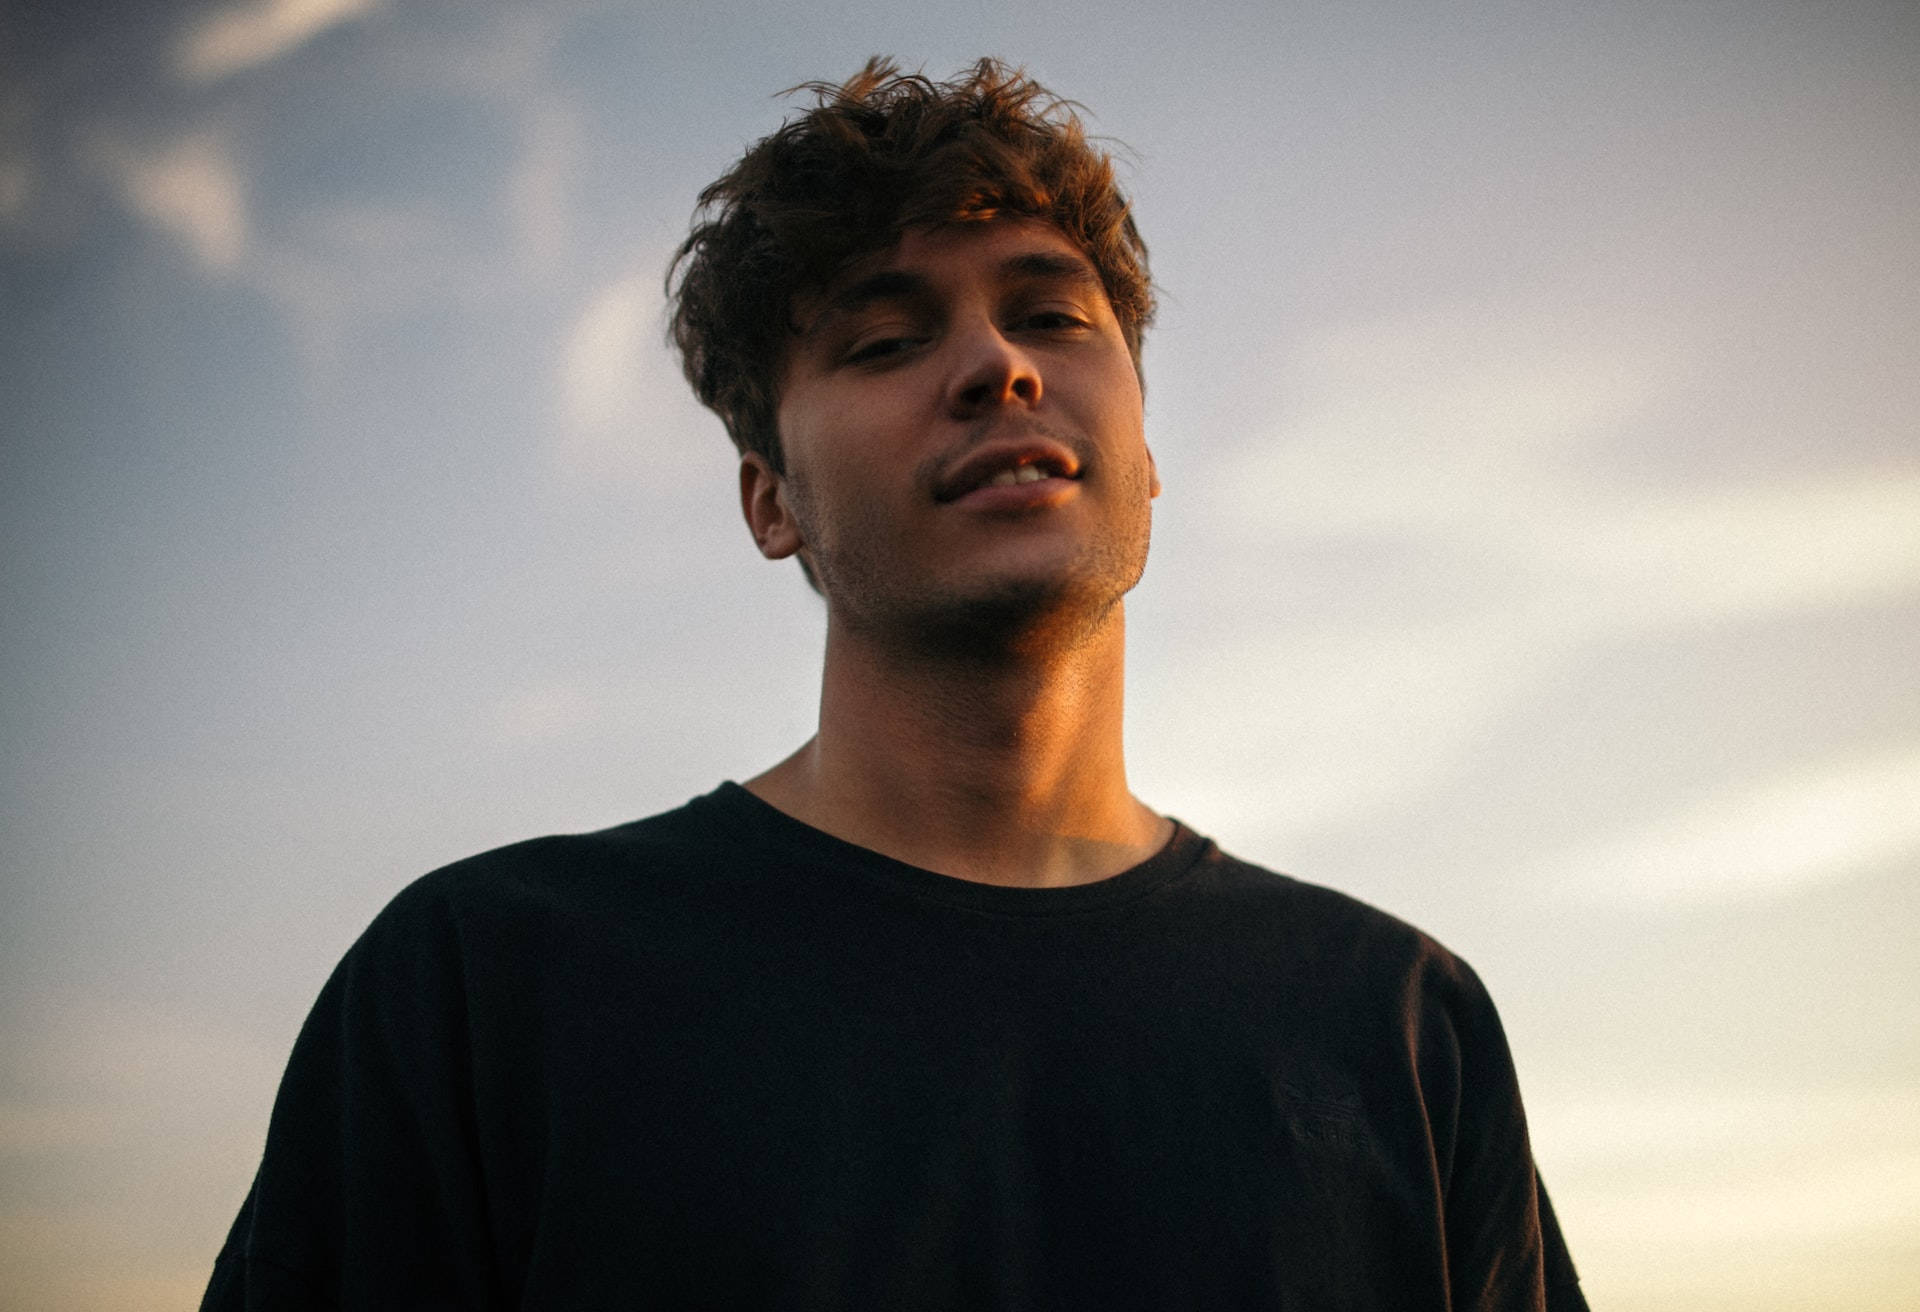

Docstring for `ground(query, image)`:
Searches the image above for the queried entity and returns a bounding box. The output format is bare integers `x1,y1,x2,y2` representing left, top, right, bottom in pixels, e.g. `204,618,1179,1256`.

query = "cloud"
1148,306,1919,859
1594,1154,1920,1250
98,130,247,272
561,272,654,435
506,96,579,277
176,0,380,83
1520,1078,1920,1312
1554,475,1920,624
1530,1084,1920,1175
1524,1083,1920,1304
1546,747,1920,906
1217,308,1664,538
245,198,512,376
1135,619,1554,846
552,266,724,487
1217,308,1920,639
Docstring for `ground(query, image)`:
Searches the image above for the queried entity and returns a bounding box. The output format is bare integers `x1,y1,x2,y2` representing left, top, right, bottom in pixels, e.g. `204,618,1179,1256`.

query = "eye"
844,333,922,365
1015,308,1091,334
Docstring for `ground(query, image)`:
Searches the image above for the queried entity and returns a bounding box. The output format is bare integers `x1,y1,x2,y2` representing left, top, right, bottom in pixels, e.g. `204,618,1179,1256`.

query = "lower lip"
948,476,1080,511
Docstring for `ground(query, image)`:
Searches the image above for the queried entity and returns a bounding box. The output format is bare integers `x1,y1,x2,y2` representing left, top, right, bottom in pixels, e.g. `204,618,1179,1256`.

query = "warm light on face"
757,219,1156,646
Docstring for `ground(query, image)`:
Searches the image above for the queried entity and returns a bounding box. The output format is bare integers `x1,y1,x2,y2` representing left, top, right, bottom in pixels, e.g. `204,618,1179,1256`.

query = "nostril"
948,344,1043,414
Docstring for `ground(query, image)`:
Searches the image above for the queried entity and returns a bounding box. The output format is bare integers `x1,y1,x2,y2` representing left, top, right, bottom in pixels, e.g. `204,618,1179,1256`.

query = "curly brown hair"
666,56,1155,473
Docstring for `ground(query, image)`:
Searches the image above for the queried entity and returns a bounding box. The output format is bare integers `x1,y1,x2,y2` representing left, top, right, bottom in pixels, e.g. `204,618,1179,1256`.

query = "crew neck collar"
697,781,1211,918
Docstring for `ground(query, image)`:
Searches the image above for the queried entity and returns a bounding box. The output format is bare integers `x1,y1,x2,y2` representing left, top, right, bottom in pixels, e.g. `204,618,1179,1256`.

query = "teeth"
980,463,1057,491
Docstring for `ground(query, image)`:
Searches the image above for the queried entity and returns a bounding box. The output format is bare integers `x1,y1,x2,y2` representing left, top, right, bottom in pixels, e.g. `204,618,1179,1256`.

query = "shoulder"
1181,839,1499,1017
1196,842,1525,1108
347,788,737,967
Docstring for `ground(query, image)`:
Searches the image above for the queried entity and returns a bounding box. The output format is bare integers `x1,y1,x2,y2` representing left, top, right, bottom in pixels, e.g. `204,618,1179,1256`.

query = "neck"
746,603,1168,887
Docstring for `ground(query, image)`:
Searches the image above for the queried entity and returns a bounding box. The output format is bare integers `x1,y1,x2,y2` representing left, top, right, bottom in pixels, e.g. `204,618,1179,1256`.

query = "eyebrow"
819,269,928,321
807,248,1104,333
998,250,1103,288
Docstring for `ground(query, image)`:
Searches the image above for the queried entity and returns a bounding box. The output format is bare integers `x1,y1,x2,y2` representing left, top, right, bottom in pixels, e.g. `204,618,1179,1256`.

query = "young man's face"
746,217,1159,651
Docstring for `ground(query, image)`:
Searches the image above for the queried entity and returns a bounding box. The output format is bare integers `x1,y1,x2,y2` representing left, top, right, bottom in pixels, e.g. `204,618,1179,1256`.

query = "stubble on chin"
826,523,1152,668
785,450,1155,666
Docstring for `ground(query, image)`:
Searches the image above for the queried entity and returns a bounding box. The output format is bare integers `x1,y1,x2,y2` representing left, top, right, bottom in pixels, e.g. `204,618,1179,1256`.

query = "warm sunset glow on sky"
3,1,1916,1307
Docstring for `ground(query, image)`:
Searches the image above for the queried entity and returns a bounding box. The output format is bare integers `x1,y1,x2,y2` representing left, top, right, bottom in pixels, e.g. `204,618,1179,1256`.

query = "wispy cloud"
1216,308,1920,638
505,95,579,278
1553,475,1920,623
1154,303,1919,869
176,0,380,83
248,198,508,376
561,272,655,436
1216,308,1665,538
96,129,248,272
1135,620,1550,845
1528,1082,1920,1306
1546,747,1920,905
1531,1084,1920,1174
553,265,724,487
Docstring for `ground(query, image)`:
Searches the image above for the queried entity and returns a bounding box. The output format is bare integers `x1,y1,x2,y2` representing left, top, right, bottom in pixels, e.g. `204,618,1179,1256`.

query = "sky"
2,0,1917,1306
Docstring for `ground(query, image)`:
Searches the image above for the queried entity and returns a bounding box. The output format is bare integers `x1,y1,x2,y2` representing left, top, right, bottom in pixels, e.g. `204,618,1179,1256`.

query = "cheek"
777,443,871,554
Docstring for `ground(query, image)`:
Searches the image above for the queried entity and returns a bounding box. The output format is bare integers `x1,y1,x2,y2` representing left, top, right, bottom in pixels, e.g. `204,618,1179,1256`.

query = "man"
205,59,1587,1310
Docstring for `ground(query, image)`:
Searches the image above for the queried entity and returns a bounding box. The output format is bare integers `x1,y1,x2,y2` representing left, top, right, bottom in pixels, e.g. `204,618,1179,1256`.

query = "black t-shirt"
204,784,1587,1310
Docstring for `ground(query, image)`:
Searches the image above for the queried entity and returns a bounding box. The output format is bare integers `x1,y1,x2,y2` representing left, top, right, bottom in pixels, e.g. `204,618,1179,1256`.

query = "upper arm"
203,880,500,1309
1423,957,1574,1312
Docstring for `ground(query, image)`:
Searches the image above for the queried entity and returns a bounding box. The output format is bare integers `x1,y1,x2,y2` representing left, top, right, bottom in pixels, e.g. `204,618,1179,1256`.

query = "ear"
739,453,804,560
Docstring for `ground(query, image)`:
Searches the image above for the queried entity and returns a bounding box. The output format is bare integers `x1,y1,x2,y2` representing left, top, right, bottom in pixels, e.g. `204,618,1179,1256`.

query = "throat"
748,609,1156,886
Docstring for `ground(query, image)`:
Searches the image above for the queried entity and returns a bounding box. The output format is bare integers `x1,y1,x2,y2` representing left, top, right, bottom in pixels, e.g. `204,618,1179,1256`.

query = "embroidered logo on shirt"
1276,1078,1366,1152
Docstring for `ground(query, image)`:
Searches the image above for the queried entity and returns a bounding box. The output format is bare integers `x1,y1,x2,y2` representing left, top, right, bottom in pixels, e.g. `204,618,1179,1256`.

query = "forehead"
856,217,1091,278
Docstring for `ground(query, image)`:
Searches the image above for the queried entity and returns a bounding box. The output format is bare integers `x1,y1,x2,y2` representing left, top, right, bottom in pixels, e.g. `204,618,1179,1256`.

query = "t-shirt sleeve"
200,878,498,1310
1426,956,1588,1312
1537,1174,1590,1312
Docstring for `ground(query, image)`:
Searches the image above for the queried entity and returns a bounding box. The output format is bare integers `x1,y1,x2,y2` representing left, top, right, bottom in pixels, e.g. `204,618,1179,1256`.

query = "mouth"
934,442,1082,503
983,462,1066,489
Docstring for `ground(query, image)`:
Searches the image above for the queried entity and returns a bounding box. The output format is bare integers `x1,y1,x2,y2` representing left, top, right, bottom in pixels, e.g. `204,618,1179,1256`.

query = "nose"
946,321,1042,418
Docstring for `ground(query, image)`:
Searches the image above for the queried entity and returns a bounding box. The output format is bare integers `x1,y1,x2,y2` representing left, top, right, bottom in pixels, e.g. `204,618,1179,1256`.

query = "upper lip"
933,439,1082,502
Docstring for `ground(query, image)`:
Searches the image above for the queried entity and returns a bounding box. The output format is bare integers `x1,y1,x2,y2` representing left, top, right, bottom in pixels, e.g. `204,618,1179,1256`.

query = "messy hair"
666,56,1154,472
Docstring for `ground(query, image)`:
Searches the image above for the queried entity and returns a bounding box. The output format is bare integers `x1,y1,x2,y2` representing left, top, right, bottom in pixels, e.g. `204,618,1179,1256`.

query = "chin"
892,565,1136,662
818,525,1151,660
